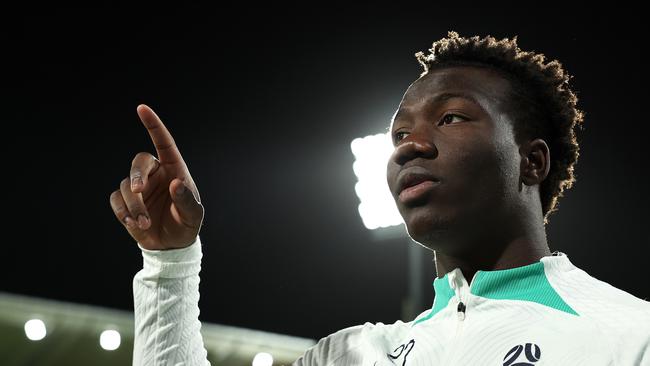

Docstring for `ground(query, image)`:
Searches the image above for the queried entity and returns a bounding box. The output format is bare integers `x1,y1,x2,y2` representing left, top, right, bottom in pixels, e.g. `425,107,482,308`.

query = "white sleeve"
292,323,371,366
132,235,211,366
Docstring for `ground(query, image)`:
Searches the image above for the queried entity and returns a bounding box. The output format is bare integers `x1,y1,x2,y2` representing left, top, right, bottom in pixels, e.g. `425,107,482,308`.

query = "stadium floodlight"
350,132,403,230
252,352,274,366
100,329,121,351
350,131,425,321
24,318,47,341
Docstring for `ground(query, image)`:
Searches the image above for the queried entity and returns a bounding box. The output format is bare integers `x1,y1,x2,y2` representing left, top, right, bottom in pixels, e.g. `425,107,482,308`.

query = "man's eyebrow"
393,92,482,122
428,91,481,107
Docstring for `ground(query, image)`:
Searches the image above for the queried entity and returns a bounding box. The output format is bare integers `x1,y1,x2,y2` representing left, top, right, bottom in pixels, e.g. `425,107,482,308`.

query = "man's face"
386,66,523,254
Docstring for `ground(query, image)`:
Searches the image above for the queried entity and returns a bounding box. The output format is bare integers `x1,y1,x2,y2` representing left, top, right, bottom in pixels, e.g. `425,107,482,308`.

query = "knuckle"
127,200,147,216
125,205,144,218
120,177,131,190
130,170,142,181
114,204,130,217
155,142,175,152
110,190,121,201
109,194,129,219
132,151,152,165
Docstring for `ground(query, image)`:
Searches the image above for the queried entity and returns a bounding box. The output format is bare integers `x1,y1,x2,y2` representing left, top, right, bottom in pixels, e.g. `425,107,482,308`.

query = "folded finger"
109,189,138,230
130,152,161,194
120,177,151,230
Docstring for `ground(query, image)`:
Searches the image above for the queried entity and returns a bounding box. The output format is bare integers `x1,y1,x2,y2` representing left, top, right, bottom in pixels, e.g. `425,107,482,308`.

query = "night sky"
4,7,649,341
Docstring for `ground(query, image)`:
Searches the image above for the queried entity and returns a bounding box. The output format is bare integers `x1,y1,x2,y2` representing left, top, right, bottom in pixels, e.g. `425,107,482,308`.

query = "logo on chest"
503,343,542,365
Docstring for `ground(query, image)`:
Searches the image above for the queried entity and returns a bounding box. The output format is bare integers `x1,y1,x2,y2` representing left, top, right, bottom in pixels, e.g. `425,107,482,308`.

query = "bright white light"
100,329,121,351
24,319,47,341
252,352,274,366
350,132,403,230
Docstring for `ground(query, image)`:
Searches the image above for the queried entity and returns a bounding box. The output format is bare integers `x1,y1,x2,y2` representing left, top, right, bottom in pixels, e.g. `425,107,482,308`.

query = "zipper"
440,271,469,365
440,269,483,364
454,271,469,323
457,300,466,321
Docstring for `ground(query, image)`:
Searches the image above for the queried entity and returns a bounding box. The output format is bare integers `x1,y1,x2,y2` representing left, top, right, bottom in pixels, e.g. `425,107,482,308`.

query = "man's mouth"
398,180,439,203
396,166,440,197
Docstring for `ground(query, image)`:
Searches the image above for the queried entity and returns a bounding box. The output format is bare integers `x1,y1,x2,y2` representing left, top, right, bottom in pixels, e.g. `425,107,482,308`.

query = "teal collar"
414,252,578,326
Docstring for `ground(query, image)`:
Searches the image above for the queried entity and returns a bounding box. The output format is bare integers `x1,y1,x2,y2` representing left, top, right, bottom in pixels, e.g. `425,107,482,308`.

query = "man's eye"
393,114,467,144
394,131,408,144
440,113,466,125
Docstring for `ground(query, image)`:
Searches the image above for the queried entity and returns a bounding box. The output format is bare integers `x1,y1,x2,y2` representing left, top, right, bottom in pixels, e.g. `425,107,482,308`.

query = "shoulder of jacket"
293,320,410,366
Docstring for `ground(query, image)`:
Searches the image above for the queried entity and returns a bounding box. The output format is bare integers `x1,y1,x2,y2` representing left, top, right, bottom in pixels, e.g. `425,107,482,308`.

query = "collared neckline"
413,251,578,326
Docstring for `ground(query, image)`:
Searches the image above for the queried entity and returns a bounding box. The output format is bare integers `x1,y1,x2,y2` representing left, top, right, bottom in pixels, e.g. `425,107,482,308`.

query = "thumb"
170,178,203,226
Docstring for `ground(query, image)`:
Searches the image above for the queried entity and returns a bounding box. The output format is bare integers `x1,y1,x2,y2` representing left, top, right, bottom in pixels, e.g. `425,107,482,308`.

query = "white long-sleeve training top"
133,235,650,365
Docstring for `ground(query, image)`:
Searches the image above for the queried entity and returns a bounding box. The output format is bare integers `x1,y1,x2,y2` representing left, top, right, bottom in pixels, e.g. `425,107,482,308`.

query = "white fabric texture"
133,235,210,366
133,237,650,365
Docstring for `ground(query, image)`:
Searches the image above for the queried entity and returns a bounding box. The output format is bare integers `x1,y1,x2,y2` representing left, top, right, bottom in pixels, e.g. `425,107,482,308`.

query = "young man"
109,32,650,365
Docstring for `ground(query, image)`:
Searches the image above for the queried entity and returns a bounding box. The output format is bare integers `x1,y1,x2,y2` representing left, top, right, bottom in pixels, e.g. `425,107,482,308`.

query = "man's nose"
390,128,437,166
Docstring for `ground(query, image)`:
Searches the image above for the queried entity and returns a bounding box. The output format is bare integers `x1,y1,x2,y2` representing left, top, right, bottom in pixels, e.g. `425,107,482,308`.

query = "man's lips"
398,180,439,203
396,167,440,204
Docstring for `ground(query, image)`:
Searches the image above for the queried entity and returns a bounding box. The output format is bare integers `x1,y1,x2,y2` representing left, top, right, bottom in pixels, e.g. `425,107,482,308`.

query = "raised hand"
109,104,204,250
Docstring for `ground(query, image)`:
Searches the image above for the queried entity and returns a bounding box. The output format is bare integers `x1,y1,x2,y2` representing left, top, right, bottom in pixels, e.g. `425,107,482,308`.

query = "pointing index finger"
136,104,183,164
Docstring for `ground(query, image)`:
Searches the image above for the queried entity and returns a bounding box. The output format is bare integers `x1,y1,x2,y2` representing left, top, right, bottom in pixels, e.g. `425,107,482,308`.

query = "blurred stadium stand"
0,292,315,365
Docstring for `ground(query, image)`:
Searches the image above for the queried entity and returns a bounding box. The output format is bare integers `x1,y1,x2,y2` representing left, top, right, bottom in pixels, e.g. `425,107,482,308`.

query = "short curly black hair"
413,31,585,225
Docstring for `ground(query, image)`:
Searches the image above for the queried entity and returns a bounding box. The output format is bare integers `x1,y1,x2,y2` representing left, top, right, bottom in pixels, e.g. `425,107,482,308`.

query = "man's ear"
519,138,550,186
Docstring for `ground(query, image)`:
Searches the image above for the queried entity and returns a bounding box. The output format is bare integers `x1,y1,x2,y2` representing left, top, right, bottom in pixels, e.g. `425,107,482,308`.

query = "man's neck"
433,224,551,285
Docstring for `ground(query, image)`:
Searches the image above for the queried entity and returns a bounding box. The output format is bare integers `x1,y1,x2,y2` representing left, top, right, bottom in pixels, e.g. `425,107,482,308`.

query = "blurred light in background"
351,132,424,322
99,329,121,351
252,352,274,366
24,318,46,341
350,132,403,230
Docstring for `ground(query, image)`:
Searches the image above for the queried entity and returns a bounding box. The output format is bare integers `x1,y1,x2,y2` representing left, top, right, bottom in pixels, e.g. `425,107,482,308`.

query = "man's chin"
404,211,453,248
402,209,473,254
406,210,496,257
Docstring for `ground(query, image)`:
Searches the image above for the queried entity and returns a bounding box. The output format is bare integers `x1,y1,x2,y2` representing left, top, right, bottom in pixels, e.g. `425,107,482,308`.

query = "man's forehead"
401,66,510,108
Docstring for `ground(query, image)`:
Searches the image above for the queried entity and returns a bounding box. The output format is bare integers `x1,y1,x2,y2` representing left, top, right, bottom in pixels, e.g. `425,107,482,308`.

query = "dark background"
3,7,649,340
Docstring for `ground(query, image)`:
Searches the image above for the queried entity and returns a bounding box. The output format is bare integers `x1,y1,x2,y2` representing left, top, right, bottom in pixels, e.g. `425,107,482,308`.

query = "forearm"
132,235,210,366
